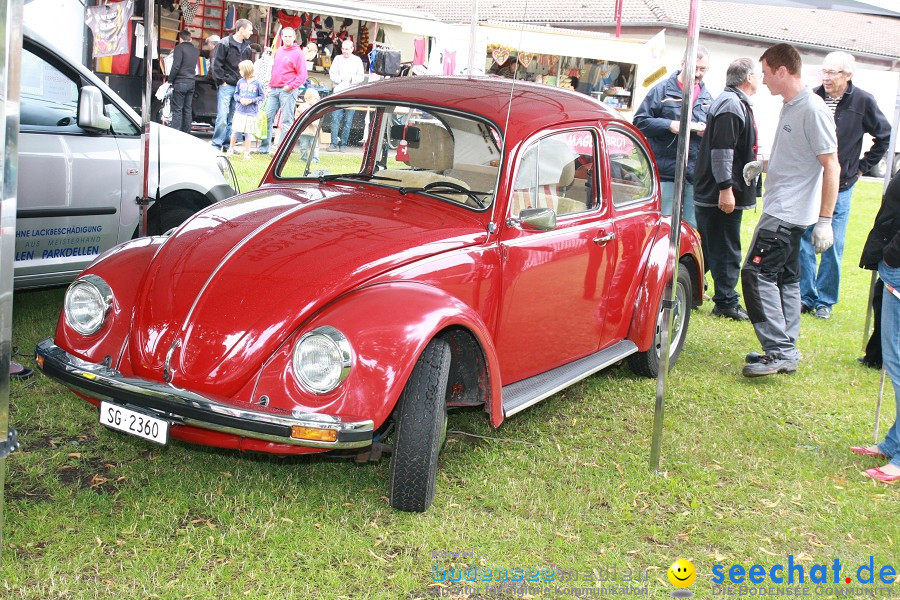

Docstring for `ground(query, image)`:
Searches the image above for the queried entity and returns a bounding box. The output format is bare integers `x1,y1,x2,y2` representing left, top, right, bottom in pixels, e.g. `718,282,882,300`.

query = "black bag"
374,50,402,77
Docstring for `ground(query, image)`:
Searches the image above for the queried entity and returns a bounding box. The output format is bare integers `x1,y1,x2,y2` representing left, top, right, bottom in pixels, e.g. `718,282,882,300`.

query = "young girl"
231,60,266,159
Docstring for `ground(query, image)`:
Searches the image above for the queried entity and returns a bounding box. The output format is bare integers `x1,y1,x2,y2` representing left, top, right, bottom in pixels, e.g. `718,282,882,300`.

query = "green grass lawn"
2,164,897,599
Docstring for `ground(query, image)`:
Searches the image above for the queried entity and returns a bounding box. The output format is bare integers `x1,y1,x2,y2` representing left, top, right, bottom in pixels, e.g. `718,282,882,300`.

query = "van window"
20,48,79,128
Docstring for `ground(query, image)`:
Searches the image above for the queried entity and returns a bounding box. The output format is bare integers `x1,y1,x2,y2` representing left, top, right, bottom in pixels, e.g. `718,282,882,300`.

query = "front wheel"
388,338,451,512
628,265,692,378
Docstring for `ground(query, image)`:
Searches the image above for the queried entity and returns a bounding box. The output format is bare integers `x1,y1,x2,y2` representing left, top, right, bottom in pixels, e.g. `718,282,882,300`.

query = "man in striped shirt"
802,52,891,320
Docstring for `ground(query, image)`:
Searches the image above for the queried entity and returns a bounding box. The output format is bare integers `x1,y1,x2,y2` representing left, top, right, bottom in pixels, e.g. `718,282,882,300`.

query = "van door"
15,43,125,288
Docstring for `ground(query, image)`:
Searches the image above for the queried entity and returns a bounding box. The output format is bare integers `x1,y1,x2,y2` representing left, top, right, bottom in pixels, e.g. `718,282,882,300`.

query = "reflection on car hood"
128,184,487,395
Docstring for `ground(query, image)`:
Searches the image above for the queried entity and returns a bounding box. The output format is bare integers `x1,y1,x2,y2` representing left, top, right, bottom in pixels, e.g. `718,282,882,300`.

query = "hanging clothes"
224,5,236,30
85,0,134,58
277,10,302,30
413,38,426,66
442,49,456,76
134,23,158,60
179,0,198,26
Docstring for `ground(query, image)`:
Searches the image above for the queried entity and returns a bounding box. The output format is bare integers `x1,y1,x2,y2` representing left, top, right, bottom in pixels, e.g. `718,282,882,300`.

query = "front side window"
510,130,597,217
606,128,654,206
20,47,79,128
276,101,502,210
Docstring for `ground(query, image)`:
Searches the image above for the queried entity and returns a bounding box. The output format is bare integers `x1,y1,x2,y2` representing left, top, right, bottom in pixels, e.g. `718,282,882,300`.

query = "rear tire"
151,205,195,235
628,266,692,378
388,338,451,513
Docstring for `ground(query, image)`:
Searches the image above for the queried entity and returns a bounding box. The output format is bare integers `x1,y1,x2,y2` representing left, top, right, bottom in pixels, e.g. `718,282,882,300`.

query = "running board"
501,340,638,417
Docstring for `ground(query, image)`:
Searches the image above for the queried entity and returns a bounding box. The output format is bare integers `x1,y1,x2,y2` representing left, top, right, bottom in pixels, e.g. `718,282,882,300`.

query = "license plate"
99,401,169,445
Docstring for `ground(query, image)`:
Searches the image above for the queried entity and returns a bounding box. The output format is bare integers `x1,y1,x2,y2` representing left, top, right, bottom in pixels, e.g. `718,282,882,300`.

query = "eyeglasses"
821,69,844,77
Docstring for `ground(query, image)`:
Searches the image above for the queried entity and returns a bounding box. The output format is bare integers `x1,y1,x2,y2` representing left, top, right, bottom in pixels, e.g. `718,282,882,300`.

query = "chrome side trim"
36,339,373,449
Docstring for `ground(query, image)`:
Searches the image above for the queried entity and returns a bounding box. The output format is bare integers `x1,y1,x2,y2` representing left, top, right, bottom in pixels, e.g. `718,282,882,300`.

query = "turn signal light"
291,426,338,443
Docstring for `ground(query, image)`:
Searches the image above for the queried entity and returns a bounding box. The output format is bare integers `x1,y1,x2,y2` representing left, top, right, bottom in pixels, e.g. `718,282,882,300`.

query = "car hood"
128,184,487,394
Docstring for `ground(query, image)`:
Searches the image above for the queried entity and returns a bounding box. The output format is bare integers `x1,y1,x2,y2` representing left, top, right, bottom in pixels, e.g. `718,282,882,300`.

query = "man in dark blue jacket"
694,58,759,321
800,51,891,320
634,46,713,228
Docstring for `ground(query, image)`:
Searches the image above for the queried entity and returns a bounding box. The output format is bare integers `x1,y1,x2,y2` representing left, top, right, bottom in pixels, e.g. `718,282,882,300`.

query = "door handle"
592,232,616,244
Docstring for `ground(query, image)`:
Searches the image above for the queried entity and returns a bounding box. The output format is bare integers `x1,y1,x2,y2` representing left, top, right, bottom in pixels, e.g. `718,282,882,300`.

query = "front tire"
388,338,451,513
628,265,692,378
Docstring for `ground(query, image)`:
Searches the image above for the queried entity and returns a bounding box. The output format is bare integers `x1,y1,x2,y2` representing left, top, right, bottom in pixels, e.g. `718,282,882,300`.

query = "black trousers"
695,204,744,307
865,278,884,365
170,79,195,134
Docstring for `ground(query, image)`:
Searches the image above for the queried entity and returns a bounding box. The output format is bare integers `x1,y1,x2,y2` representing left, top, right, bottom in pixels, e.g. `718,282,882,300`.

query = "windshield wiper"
398,181,491,209
317,173,402,184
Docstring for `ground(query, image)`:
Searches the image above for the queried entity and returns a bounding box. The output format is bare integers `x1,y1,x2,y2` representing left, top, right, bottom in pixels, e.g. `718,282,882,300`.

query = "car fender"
628,221,704,352
253,281,504,431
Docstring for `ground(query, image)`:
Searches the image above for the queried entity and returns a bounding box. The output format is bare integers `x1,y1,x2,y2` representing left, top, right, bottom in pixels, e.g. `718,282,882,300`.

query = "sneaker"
711,304,750,321
801,303,814,314
745,352,765,364
857,356,882,370
325,145,340,152
814,306,831,319
742,354,799,377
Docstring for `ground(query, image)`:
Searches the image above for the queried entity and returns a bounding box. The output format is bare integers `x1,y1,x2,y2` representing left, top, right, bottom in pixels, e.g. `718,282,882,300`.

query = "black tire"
628,265,692,378
151,205,196,236
868,158,886,179
388,338,451,513
893,154,900,177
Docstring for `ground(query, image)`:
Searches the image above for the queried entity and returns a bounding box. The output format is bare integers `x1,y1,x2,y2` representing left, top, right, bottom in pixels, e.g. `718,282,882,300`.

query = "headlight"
292,326,352,394
64,275,113,335
215,155,240,194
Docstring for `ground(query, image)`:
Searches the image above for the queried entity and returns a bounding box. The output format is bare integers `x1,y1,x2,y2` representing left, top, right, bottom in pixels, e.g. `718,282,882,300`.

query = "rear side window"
20,48,79,128
511,130,597,218
606,128,654,206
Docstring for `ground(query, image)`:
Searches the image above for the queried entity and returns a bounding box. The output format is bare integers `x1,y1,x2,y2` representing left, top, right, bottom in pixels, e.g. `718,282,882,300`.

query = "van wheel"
388,338,451,513
868,158,886,178
151,205,195,235
629,266,692,378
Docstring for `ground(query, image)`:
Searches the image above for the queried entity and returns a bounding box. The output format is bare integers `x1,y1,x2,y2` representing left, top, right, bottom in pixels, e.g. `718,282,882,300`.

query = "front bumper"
35,339,373,449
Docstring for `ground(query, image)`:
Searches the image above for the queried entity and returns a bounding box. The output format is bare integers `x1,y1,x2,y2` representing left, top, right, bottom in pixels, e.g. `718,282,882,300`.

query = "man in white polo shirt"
741,43,840,377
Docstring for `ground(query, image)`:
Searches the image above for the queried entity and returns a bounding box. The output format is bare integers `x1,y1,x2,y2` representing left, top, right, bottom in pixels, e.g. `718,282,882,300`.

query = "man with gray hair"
693,58,760,321
800,51,891,319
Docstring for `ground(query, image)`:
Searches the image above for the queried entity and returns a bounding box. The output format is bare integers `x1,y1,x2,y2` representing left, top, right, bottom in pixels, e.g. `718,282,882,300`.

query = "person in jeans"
694,58,760,322
327,40,365,152
633,46,713,228
740,43,839,378
853,170,900,482
258,28,307,154
169,30,199,134
211,19,253,151
799,52,892,320
229,60,265,159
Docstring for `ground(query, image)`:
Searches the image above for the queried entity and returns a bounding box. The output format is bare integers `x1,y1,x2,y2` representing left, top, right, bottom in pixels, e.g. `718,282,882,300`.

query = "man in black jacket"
694,58,759,321
800,51,891,320
211,19,254,151
169,30,200,134
633,46,713,228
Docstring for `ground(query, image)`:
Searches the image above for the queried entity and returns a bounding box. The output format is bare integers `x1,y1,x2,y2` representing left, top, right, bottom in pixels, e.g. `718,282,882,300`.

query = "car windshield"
275,101,503,210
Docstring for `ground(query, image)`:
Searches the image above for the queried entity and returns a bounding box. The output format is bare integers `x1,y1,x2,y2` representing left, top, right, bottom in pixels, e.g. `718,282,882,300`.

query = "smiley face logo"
668,559,696,588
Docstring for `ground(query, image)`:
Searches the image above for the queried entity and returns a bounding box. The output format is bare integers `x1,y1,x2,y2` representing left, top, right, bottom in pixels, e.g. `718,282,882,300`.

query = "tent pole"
468,0,479,75
139,0,156,237
0,0,24,560
650,0,701,473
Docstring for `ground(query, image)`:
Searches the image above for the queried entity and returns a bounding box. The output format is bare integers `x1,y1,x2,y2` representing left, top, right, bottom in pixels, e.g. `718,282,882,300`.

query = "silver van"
15,28,238,289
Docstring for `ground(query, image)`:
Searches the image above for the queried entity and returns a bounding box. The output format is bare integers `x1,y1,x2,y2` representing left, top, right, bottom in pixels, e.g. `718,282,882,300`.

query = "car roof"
336,76,621,140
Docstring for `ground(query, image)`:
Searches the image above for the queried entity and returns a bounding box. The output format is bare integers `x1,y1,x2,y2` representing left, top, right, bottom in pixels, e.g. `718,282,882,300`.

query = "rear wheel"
388,338,451,513
628,266,692,378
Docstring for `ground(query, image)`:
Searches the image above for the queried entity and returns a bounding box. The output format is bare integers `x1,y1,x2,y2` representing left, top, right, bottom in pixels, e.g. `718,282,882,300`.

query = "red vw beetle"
37,77,703,512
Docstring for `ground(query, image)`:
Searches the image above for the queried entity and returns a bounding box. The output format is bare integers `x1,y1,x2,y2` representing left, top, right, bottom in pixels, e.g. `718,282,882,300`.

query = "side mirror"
78,86,111,132
512,207,556,231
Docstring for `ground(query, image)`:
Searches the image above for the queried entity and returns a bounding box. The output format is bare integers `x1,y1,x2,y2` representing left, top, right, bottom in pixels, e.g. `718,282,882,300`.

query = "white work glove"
812,216,834,253
743,160,763,186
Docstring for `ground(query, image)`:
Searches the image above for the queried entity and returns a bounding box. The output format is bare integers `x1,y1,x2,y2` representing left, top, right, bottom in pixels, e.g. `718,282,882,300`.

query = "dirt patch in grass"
57,457,123,495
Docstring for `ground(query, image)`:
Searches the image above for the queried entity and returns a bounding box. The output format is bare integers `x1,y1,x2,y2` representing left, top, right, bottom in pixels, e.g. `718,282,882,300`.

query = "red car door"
495,129,619,384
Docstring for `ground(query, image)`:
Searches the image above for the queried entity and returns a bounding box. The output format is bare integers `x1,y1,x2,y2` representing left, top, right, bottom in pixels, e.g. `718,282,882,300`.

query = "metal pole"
467,0,479,75
614,0,624,38
139,0,156,237
649,0,701,473
0,0,25,560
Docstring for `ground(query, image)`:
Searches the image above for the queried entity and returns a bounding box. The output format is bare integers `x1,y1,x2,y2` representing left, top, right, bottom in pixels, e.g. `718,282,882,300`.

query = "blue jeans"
877,262,900,467
660,181,697,229
330,108,355,148
258,88,300,153
799,185,853,309
211,84,236,149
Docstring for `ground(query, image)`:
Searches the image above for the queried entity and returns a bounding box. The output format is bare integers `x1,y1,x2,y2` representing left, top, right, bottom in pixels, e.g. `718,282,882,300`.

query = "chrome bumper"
35,339,373,449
